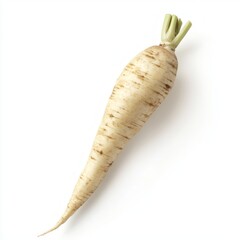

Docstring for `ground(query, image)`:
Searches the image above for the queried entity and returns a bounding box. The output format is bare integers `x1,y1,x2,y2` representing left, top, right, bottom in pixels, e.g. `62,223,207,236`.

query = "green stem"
161,14,192,51
176,19,182,35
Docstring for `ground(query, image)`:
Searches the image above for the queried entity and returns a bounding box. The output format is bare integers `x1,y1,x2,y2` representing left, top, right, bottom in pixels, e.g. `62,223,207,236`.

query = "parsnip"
39,14,192,236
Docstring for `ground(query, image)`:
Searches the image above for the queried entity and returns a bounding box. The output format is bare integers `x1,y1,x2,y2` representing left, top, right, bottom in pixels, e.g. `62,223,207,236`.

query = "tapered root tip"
38,205,75,236
37,222,62,237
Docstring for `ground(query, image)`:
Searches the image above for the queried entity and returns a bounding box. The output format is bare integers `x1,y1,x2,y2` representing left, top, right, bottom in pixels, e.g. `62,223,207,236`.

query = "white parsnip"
39,14,192,236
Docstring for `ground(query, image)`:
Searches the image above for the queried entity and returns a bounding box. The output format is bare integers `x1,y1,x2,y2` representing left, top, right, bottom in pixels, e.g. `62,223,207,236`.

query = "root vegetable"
39,14,192,236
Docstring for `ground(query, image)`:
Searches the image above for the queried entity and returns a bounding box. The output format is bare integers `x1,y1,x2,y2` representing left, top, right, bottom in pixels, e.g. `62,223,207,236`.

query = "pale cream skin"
39,14,191,237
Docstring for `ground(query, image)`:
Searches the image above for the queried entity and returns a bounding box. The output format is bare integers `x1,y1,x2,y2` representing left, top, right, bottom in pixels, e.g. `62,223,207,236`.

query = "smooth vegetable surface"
39,14,192,236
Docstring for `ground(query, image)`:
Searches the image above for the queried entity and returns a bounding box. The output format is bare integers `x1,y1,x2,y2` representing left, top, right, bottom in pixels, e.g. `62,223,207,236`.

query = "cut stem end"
161,14,192,50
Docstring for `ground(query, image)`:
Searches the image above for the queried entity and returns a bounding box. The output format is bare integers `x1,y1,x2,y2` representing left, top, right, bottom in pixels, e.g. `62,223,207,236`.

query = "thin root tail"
37,221,63,237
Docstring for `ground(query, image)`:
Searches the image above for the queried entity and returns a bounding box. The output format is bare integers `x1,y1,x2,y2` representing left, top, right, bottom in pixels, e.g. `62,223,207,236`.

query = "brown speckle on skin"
117,133,130,140
167,61,177,69
106,135,113,140
108,162,113,167
153,90,161,95
153,89,165,98
138,75,145,81
133,81,141,86
166,77,174,83
144,54,155,60
165,84,171,90
169,69,177,76
126,63,135,70
119,106,127,112
145,101,155,107
148,49,158,56
152,63,161,68
161,89,169,95
94,148,104,155
116,146,123,150
90,156,97,161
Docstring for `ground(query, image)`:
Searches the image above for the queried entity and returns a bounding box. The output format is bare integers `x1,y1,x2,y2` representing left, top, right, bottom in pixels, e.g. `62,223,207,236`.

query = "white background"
0,0,240,239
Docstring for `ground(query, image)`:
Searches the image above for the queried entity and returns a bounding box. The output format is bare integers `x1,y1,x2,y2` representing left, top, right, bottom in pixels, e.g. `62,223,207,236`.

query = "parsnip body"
40,46,177,236
66,45,177,219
